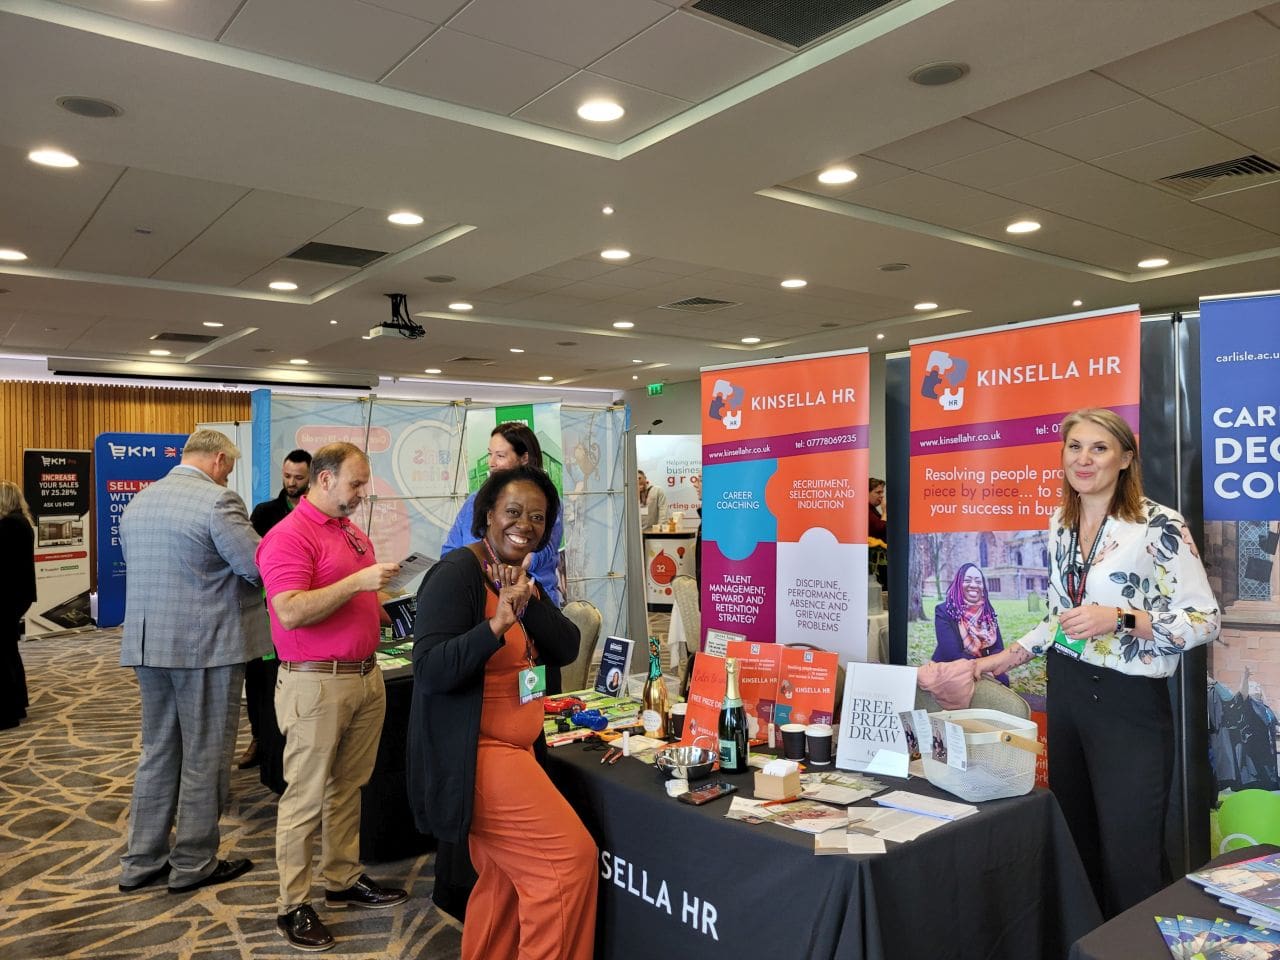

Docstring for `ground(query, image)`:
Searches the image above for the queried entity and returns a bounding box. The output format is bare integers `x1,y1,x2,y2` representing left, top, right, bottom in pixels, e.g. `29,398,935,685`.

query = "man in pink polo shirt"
257,442,407,952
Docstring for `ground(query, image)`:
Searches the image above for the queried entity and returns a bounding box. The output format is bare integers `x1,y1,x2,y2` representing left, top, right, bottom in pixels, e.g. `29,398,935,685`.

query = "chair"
560,600,603,692
1218,788,1280,853
670,576,701,684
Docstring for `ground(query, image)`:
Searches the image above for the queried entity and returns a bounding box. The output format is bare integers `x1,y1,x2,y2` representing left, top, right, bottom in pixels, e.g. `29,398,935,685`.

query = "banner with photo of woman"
907,307,1142,735
700,349,870,664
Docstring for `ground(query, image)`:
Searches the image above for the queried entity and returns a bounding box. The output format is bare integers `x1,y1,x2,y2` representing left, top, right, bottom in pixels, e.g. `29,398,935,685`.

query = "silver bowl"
654,745,717,781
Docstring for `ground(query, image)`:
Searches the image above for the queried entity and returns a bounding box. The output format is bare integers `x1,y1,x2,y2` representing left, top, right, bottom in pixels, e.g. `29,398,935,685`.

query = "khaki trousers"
274,665,386,914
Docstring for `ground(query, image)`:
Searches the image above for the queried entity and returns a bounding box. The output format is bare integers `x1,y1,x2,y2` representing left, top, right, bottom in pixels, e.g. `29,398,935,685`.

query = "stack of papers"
1187,852,1280,933
1153,914,1280,957
725,797,849,834
873,790,978,821
800,771,887,806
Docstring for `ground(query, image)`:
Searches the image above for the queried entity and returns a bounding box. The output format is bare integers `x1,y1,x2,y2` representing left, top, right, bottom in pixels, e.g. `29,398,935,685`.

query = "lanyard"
1066,519,1106,607
480,538,534,666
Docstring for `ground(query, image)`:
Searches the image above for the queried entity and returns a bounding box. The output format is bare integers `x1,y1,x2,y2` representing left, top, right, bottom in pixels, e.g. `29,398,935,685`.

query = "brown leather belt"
282,655,378,676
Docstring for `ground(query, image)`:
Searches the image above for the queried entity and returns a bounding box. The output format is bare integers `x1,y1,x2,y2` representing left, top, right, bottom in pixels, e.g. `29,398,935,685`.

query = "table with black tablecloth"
256,662,433,863
546,748,1102,960
1069,844,1279,960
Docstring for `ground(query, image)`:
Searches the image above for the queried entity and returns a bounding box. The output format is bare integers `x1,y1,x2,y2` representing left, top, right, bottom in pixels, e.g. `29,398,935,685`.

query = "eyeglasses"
340,523,366,556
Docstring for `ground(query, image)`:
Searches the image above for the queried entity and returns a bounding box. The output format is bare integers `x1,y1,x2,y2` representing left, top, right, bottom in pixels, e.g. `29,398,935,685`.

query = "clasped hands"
486,553,534,631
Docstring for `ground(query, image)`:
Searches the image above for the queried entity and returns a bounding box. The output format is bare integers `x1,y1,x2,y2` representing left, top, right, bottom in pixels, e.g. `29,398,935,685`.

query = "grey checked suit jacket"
119,464,272,669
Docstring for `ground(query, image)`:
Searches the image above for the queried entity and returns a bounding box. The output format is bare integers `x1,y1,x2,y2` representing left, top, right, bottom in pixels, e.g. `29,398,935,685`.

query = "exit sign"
647,383,663,396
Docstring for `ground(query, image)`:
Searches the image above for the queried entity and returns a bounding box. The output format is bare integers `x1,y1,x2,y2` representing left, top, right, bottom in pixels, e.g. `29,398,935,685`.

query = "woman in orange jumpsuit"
410,465,596,959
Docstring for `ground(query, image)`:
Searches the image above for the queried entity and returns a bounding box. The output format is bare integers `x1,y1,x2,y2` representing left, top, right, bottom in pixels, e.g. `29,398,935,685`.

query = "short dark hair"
869,477,885,491
284,448,312,467
311,442,366,481
491,422,543,469
470,466,559,551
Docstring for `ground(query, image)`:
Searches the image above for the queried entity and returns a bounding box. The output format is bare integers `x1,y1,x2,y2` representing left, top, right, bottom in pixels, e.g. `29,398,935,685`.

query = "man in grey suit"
117,428,272,894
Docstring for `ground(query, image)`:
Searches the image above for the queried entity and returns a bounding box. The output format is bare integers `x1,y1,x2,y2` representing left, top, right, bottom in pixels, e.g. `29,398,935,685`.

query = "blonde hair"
182,428,241,460
1058,408,1144,527
0,480,34,527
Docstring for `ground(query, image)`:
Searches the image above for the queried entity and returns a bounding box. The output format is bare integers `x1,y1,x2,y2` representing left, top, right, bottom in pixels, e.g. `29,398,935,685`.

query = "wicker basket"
920,708,1040,802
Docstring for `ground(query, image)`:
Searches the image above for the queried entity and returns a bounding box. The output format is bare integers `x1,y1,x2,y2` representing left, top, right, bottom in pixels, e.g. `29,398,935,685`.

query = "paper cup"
781,723,807,761
805,723,834,766
668,702,688,740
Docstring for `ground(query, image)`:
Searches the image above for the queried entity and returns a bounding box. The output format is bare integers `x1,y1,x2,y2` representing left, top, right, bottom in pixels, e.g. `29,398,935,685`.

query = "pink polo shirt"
256,495,380,662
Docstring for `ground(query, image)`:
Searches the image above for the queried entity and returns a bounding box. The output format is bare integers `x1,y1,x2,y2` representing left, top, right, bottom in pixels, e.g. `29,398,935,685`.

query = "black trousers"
0,616,29,728
243,655,272,740
1047,649,1173,918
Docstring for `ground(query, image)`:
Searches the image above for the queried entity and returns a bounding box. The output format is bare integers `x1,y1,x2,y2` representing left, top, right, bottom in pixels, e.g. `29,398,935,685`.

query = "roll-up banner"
22,449,92,636
700,349,870,664
1198,291,1280,811
94,433,188,628
907,306,1142,779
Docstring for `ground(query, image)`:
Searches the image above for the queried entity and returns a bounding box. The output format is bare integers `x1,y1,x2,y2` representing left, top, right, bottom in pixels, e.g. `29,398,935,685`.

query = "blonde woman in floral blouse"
972,408,1219,919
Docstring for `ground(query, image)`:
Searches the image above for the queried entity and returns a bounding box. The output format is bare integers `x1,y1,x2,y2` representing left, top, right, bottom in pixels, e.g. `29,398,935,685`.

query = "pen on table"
761,795,804,807
607,749,623,765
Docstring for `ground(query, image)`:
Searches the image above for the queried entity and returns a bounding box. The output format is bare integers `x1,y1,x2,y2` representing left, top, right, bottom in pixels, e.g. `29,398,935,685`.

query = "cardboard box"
753,769,802,800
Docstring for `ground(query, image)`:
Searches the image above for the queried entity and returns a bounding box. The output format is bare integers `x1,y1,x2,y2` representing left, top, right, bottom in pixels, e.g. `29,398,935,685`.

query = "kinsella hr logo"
920,349,969,411
707,377,746,430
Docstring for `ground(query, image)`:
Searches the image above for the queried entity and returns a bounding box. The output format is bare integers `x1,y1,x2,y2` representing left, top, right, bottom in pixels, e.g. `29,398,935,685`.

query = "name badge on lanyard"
1055,520,1105,660
518,665,547,703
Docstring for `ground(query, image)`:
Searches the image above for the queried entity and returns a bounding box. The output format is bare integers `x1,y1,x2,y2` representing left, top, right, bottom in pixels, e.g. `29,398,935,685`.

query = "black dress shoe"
236,738,260,769
118,863,170,892
168,858,252,893
277,904,335,952
324,874,408,910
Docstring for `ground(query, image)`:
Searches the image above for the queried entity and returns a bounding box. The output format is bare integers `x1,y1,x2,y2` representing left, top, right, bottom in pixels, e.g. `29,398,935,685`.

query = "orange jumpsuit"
463,591,598,960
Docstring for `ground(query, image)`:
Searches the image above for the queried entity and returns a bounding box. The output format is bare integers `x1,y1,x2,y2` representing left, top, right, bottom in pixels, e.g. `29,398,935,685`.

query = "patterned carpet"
0,630,462,959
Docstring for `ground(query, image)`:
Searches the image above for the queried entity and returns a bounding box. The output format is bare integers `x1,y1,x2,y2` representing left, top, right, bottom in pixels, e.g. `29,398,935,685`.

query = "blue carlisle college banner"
1200,291,1280,521
94,432,188,627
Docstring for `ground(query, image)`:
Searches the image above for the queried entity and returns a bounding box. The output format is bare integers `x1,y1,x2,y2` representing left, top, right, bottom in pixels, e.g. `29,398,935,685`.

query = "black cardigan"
407,547,580,844
0,514,37,622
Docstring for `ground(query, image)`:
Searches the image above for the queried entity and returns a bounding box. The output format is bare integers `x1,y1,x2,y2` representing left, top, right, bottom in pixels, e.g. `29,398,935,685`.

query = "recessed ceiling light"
538,375,554,382
148,349,171,357
361,335,373,340
914,302,939,311
425,368,442,374
1072,299,1083,307
449,301,473,311
387,211,424,225
577,99,624,122
510,347,524,353
56,96,123,119
289,358,309,365
741,336,761,344
1006,220,1041,234
908,61,970,86
329,320,338,325
631,359,643,363
202,321,224,328
602,205,614,215
28,148,79,168
780,278,807,289
600,248,630,261
817,167,857,185
632,375,638,380
876,333,885,340
269,280,298,291
0,249,28,261
613,320,635,329
1138,257,1169,269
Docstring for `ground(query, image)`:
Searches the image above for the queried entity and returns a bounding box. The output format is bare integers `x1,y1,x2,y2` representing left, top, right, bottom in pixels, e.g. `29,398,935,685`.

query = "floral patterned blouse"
1015,498,1220,677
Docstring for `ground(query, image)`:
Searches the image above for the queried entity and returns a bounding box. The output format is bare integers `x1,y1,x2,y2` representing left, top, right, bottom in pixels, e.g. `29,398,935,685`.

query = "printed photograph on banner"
906,307,1141,730
636,434,702,528
1198,291,1280,828
700,350,870,667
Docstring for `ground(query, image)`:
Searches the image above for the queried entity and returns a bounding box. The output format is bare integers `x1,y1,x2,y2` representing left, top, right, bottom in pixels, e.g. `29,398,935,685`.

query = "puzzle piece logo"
708,377,746,430
920,350,968,411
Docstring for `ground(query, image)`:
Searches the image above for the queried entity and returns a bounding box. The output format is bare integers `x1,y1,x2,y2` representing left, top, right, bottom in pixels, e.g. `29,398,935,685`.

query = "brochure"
680,653,727,752
593,636,634,696
385,552,436,594
774,647,839,728
835,662,918,773
723,797,848,834
872,790,977,821
800,770,888,806
1188,852,1280,932
724,640,782,739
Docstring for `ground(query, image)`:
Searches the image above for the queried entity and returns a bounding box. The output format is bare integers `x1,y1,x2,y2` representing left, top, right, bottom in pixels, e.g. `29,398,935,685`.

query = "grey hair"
182,428,241,460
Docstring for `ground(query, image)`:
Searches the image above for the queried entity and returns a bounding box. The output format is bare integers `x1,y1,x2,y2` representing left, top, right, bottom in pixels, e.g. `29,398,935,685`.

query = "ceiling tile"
240,260,356,296
556,280,634,301
1096,13,1280,94
927,139,1076,192
448,0,671,69
584,266,685,289
868,118,1012,171
513,72,691,143
590,11,788,102
493,275,573,294
1214,105,1280,154
365,0,468,20
59,169,246,277
221,0,435,82
0,153,123,267
846,173,1025,229
1262,3,1280,28
1198,182,1280,232
314,208,456,252
1091,128,1254,182
1151,55,1280,127
536,259,620,281
58,0,245,40
971,72,1140,136
382,27,576,114
968,214,1164,273
1157,218,1280,258
639,258,707,276
784,155,911,197
1029,100,1200,161
998,163,1192,235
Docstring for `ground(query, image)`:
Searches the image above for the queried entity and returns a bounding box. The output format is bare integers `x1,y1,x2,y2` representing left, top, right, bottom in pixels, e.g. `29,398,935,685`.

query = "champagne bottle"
640,636,670,738
718,657,749,773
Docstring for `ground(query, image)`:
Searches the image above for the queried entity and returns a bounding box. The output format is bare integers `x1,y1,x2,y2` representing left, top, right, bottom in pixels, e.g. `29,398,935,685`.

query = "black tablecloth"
1069,844,1280,960
546,749,1102,960
256,664,433,863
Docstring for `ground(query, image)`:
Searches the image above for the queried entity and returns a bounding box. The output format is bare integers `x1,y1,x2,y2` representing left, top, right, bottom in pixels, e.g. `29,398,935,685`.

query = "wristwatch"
1114,607,1137,634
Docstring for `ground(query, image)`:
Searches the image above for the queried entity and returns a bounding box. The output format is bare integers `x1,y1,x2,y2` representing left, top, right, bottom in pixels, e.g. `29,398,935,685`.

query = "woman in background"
931,562,1008,685
0,481,36,729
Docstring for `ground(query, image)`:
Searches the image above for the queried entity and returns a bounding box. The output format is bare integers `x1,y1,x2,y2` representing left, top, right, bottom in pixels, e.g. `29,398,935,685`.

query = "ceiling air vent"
659,297,740,314
1156,154,1280,200
286,242,387,268
149,331,218,344
691,0,900,48
447,356,496,365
